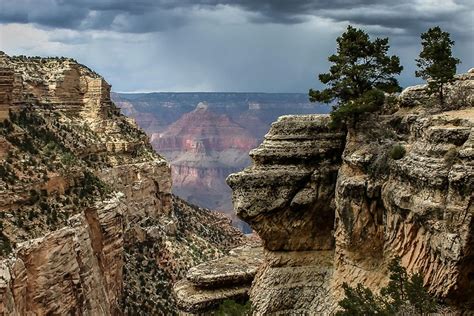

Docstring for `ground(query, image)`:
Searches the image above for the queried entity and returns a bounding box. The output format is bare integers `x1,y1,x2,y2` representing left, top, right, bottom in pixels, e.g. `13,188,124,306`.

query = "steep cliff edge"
227,115,346,314
227,70,474,314
0,52,245,315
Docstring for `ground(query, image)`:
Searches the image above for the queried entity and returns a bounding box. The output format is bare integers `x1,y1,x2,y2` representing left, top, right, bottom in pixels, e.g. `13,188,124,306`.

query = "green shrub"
0,233,12,257
79,171,111,198
406,273,437,314
389,144,406,160
214,299,251,316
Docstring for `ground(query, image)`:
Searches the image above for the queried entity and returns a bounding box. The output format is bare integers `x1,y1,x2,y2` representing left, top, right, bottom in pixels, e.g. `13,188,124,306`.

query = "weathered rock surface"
227,72,474,314
228,115,346,252
250,250,334,315
174,280,249,314
1,194,125,315
174,245,263,314
186,245,263,287
227,114,346,314
0,52,245,315
399,70,474,108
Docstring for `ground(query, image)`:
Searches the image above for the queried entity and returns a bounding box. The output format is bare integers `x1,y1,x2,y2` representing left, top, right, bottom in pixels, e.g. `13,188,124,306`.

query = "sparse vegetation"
214,299,252,316
389,144,406,160
79,170,111,198
0,233,12,257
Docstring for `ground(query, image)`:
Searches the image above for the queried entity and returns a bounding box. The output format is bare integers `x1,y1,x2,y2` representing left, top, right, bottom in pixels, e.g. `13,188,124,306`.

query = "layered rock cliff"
226,70,474,314
0,52,245,315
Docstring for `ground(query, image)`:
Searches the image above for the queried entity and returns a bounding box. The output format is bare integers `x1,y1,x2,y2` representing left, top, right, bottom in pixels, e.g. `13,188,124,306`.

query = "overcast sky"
0,0,472,92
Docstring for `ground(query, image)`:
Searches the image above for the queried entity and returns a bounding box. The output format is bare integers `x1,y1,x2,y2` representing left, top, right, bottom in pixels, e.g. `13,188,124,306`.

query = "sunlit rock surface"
0,52,245,315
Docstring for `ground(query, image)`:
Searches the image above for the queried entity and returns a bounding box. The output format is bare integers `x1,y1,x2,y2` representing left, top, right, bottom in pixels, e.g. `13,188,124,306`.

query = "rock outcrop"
227,115,346,314
0,52,245,315
1,194,125,315
174,245,263,313
226,71,474,314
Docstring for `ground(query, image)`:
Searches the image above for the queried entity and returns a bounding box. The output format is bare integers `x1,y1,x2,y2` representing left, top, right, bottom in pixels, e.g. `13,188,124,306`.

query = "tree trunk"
439,84,444,106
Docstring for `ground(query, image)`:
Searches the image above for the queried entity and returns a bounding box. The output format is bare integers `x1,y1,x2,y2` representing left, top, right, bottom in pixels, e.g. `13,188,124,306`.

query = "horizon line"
112,91,310,94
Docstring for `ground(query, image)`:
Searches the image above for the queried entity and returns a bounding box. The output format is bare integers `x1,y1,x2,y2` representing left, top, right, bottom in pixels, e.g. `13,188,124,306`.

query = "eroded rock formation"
227,115,346,314
226,70,474,314
174,245,263,313
0,52,245,315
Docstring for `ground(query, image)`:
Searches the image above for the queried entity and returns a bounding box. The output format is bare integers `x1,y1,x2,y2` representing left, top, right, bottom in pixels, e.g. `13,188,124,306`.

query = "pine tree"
337,257,438,315
406,273,437,315
381,256,408,310
309,25,403,127
415,26,460,106
336,283,388,316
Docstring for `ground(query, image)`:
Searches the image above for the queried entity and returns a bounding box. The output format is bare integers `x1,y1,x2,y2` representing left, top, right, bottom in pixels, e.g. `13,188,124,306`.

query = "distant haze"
0,0,473,92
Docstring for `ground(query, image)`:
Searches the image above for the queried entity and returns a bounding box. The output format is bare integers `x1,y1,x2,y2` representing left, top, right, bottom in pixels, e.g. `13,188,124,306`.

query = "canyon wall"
0,52,245,315
227,70,474,314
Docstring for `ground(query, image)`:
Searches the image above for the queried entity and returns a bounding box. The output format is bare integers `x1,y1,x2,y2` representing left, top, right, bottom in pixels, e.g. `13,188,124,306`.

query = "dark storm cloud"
0,0,90,29
1,0,472,93
1,0,472,35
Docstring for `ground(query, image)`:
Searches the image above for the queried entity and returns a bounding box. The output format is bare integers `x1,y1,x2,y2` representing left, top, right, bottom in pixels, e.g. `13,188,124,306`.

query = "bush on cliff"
309,25,403,128
214,299,251,316
389,144,406,160
337,257,437,316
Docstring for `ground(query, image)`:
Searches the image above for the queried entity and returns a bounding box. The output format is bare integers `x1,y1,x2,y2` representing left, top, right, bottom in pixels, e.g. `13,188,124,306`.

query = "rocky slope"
226,70,474,314
0,52,245,315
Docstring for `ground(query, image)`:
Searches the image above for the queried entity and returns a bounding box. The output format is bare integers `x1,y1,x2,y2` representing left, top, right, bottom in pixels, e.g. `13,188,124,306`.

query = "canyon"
0,51,472,315
176,70,474,314
0,52,246,315
112,92,329,227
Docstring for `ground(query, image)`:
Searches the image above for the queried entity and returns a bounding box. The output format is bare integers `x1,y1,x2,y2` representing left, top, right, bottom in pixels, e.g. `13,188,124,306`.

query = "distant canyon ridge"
112,92,329,230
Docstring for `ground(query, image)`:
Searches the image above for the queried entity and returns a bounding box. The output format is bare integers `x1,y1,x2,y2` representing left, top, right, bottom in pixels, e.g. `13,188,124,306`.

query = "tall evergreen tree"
309,25,403,127
406,273,437,315
381,256,408,310
415,26,460,106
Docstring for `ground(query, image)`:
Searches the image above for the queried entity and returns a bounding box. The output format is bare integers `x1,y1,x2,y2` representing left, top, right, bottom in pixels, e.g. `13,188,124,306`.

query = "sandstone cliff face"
1,194,125,315
0,52,245,315
227,71,474,314
227,115,346,314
